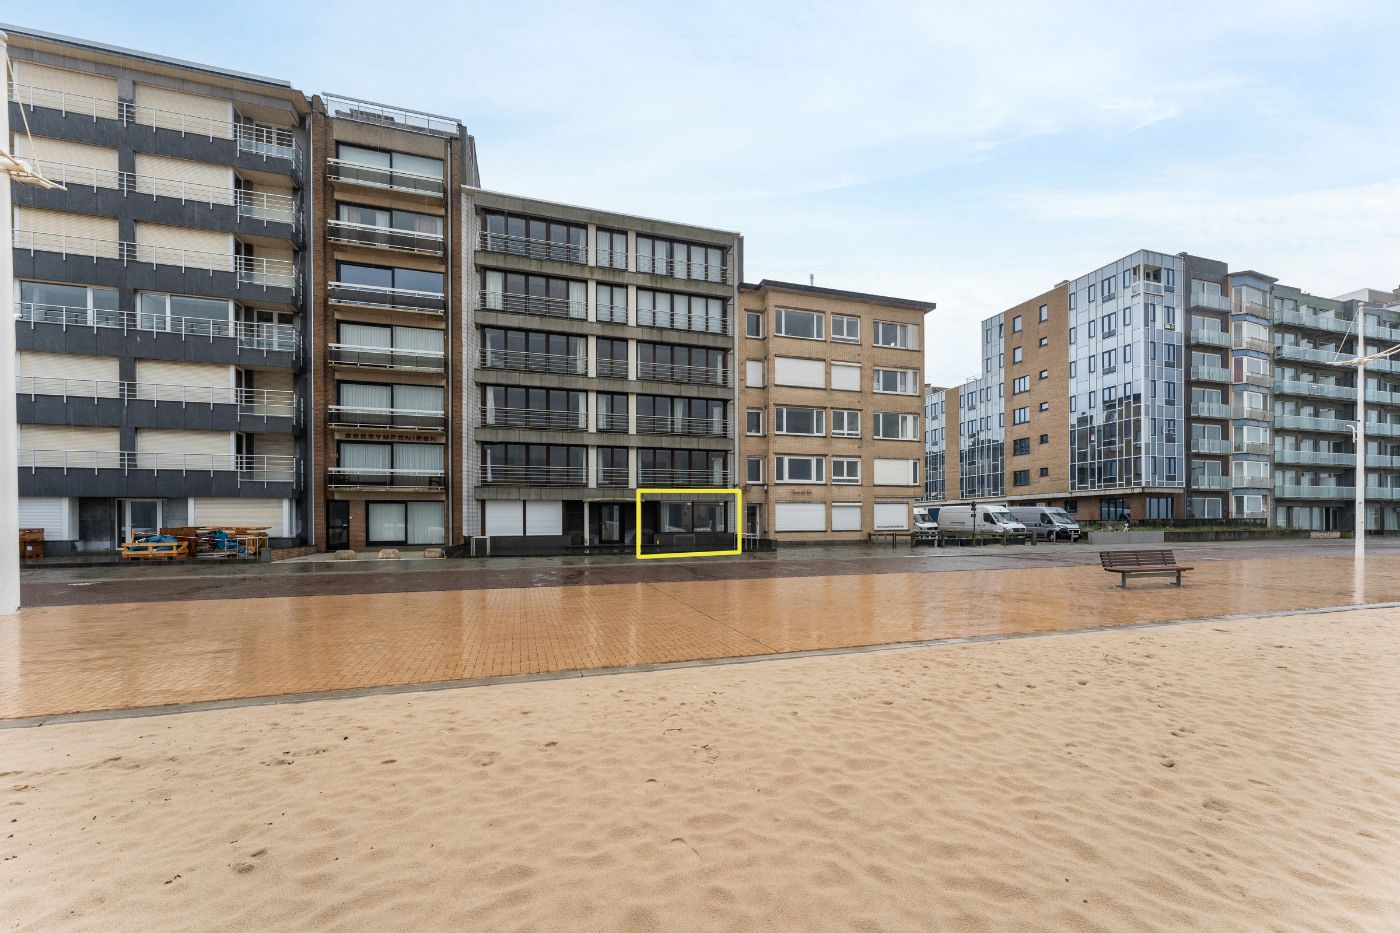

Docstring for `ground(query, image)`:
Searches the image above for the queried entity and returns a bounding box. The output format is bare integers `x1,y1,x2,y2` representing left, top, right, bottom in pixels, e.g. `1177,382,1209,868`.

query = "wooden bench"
1100,549,1193,588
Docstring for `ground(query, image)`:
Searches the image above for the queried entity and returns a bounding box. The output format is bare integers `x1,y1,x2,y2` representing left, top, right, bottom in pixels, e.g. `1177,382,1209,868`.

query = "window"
1039,467,1049,477
636,236,727,282
1013,376,1029,394
831,409,861,437
745,360,765,387
1013,470,1030,487
775,455,825,483
1088,284,1096,302
596,393,628,432
1013,438,1030,456
596,284,628,324
338,143,443,186
1039,370,1049,380
745,310,763,338
774,406,825,436
831,314,860,343
1039,304,1048,322
637,289,728,334
873,368,917,394
1039,336,1048,347
480,211,585,262
481,269,580,317
1012,315,1022,332
1069,326,1076,344
1012,347,1023,364
1100,498,1128,521
873,412,917,440
774,307,824,340
481,327,587,374
745,409,764,435
1101,349,1117,373
596,228,627,269
746,456,764,484
873,321,916,349
1101,312,1116,336
832,458,861,484
366,501,445,546
1013,407,1030,424
831,362,861,391
1039,401,1049,411
1039,434,1049,444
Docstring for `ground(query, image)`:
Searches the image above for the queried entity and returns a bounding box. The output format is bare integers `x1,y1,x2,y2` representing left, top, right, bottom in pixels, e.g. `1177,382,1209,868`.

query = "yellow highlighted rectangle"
635,488,743,559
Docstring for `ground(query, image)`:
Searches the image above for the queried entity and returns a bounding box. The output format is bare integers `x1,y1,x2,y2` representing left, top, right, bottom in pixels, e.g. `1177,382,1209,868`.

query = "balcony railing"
19,448,298,484
637,309,733,336
479,407,589,432
327,406,445,431
1274,414,1351,433
597,467,631,487
635,361,729,387
1189,437,1230,455
1236,372,1272,388
1189,289,1232,312
637,468,730,487
1231,406,1272,421
328,344,445,373
477,347,587,376
328,219,444,255
1365,486,1400,500
1274,449,1353,466
1276,379,1349,400
14,229,299,291
16,302,300,353
1233,337,1271,354
1234,442,1272,456
1189,327,1232,347
327,467,445,489
322,94,459,137
328,281,445,314
479,464,588,486
1190,401,1230,419
1275,484,1353,500
596,412,630,433
1189,474,1229,490
637,256,732,285
18,377,298,420
1273,309,1354,335
1190,365,1230,383
635,415,730,437
326,158,444,197
477,231,586,264
9,84,299,162
478,289,586,321
596,358,630,379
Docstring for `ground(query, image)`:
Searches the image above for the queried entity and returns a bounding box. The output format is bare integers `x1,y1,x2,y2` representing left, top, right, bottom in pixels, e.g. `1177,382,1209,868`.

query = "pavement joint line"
3,599,1396,731
641,579,780,655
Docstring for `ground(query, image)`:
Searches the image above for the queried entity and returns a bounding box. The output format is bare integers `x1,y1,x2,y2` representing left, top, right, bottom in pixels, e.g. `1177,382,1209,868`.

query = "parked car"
1009,506,1082,542
936,504,1029,543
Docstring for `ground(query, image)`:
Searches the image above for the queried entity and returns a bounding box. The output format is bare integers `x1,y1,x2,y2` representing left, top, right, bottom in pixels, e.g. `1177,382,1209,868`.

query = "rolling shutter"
774,502,825,532
874,459,917,486
19,426,121,468
134,222,232,270
11,136,119,186
13,207,120,258
18,498,71,539
135,360,231,388
132,84,233,138
831,362,861,392
745,360,765,387
874,502,909,531
250,434,295,459
524,501,563,536
13,62,119,114
484,501,524,536
190,498,285,535
773,357,825,388
19,351,119,384
831,503,862,532
133,153,232,202
135,429,232,457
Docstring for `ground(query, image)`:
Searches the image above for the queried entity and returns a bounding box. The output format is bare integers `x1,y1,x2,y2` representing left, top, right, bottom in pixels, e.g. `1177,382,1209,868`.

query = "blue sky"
12,1,1399,385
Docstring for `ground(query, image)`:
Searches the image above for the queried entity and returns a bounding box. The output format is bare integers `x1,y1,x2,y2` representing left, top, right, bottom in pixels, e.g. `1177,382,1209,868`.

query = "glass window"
1012,315,1022,332
746,311,763,338
832,458,861,484
873,413,916,440
774,307,825,340
774,406,825,436
1013,407,1030,424
746,409,764,435
746,456,764,484
831,314,860,343
775,455,825,483
873,321,914,349
873,368,917,394
831,409,861,437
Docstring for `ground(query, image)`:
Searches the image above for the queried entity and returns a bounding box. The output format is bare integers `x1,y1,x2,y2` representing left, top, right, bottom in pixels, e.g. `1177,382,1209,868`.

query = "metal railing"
326,158,444,197
597,467,631,487
637,309,733,336
1190,365,1230,383
596,413,630,432
1234,442,1272,456
479,407,589,431
326,467,445,489
635,361,729,387
17,377,297,419
1232,297,1271,319
477,231,586,264
19,448,298,483
1365,486,1400,500
323,94,460,137
1190,401,1230,419
1274,449,1354,466
1276,379,1349,400
328,344,444,372
1189,437,1230,454
1232,406,1272,421
17,302,299,353
476,347,587,376
328,219,444,254
637,468,731,487
1189,327,1232,347
636,256,732,284
1189,289,1232,312
327,406,445,431
479,464,588,486
1273,414,1350,433
1189,474,1229,490
635,414,730,437
14,229,298,290
478,289,586,321
1275,484,1353,500
1236,371,1272,388
596,303,629,325
1234,337,1271,354
596,358,630,379
328,281,445,314
596,248,628,270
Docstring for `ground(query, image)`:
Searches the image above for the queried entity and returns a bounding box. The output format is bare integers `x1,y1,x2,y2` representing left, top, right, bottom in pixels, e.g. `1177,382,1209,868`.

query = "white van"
1009,506,1082,542
913,506,940,532
936,504,1029,543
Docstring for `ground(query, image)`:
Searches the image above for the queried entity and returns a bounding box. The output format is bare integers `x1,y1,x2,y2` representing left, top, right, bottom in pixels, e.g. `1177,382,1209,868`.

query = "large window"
774,307,825,340
637,396,727,435
872,368,918,394
481,211,586,262
481,327,586,375
338,261,444,296
136,292,230,331
637,289,728,334
774,406,825,436
637,449,728,485
367,501,445,546
831,409,861,437
338,441,443,482
19,281,120,327
873,412,917,440
481,444,588,485
481,386,586,430
335,144,443,193
339,382,444,413
775,455,825,483
338,203,442,236
873,321,916,349
597,338,629,379
636,343,727,386
597,284,628,324
832,458,861,484
596,228,628,269
636,236,726,282
597,393,628,432
831,314,860,344
483,270,586,319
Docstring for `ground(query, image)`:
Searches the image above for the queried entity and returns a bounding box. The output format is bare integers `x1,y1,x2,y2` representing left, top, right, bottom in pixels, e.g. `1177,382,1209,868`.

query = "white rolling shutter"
874,502,909,530
774,502,825,532
18,498,71,539
136,360,231,386
18,352,120,397
133,154,233,202
135,429,232,457
773,357,825,388
484,501,524,536
191,498,285,535
745,360,765,387
524,501,563,536
14,207,120,258
19,425,120,468
133,84,233,138
831,503,862,532
134,222,233,270
11,136,119,187
252,434,295,458
874,459,918,486
831,362,861,392
13,62,119,115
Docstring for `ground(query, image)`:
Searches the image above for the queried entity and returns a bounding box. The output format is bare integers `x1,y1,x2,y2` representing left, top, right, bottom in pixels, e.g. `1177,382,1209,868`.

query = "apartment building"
463,189,742,554
8,26,309,552
309,95,477,551
738,281,932,540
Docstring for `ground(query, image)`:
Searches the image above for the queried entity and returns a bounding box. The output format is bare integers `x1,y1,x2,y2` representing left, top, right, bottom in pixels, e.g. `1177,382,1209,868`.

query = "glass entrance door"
119,499,162,543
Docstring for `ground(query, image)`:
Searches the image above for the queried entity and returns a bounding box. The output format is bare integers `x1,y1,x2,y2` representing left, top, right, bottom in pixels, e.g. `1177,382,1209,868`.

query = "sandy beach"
3,607,1399,932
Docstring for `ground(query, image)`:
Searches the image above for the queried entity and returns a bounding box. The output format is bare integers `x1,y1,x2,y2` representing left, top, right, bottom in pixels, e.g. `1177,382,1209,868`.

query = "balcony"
1189,474,1229,490
479,464,588,486
1233,442,1272,456
1189,437,1230,455
635,361,729,387
1234,337,1272,354
17,377,298,421
1274,413,1352,433
477,347,587,377
1366,486,1400,500
1275,484,1354,500
14,229,299,291
1189,289,1232,312
637,469,731,487
327,467,445,490
17,302,299,354
1189,327,1231,347
328,281,445,315
635,414,730,438
327,406,445,432
9,83,300,163
597,467,631,487
1275,449,1354,466
1275,344,1346,366
19,449,299,485
477,289,586,322
1231,406,1272,421
328,219,444,255
636,308,734,337
1367,421,1400,438
1276,379,1349,400
596,413,630,433
1273,309,1354,335
596,358,630,380
322,94,459,137
477,230,586,264
1190,364,1230,383
326,158,444,197
637,255,733,285
1190,402,1230,419
1236,372,1272,389
1232,297,1271,319
329,344,445,373
478,407,589,432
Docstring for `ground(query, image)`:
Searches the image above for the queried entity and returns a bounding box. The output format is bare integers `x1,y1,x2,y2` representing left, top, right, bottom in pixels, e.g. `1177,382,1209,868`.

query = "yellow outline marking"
635,488,743,559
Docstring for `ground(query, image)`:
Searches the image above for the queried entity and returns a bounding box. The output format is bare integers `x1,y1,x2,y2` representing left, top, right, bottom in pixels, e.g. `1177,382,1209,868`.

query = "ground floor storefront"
18,496,300,554
474,494,737,556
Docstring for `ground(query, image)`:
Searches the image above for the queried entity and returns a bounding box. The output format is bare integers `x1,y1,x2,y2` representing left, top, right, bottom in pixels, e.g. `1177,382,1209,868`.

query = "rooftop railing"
16,302,299,353
478,230,586,264
322,94,460,137
328,344,445,373
14,229,299,291
326,158,444,197
328,219,444,255
326,406,445,431
19,449,299,484
328,281,445,314
17,377,298,419
326,467,445,489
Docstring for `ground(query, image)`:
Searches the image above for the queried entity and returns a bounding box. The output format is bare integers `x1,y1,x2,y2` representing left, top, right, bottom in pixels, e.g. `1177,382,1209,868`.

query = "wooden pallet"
120,539,191,561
